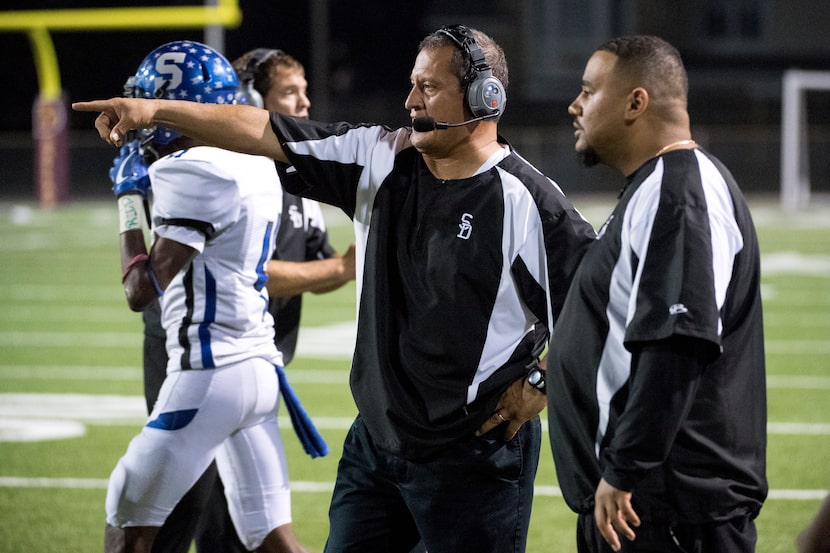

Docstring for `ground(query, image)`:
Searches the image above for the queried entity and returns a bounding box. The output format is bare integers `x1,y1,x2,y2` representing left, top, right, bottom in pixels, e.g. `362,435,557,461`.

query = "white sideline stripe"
762,252,830,275
767,422,830,435
0,418,87,441
767,489,829,500
0,365,349,384
0,477,338,493
1,366,827,389
0,322,357,359
0,477,824,501
0,477,109,489
0,394,829,434
294,322,356,359
766,375,830,389
2,328,829,358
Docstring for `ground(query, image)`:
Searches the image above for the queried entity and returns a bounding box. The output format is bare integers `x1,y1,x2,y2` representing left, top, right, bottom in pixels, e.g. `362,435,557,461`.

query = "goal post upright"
781,69,830,210
0,0,241,207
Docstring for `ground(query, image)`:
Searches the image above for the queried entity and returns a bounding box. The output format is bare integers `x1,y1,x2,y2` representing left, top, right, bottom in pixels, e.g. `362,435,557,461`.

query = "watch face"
529,370,542,386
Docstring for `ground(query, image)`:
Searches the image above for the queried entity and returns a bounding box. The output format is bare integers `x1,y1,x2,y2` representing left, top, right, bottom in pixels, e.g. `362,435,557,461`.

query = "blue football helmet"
128,40,239,145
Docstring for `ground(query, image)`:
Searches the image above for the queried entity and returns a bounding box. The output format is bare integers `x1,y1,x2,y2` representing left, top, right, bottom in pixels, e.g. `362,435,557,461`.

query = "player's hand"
594,478,640,551
476,373,546,440
110,140,150,198
72,97,158,146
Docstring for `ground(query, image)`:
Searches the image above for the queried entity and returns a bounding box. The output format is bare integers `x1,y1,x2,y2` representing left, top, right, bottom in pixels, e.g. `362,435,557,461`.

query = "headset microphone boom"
411,113,499,132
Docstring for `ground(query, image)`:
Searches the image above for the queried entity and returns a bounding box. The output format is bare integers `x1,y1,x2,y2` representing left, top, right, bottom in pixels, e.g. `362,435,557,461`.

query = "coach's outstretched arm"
72,98,288,162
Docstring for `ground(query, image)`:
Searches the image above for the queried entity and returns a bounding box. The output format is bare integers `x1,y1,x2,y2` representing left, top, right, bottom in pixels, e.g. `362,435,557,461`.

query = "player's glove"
109,139,151,198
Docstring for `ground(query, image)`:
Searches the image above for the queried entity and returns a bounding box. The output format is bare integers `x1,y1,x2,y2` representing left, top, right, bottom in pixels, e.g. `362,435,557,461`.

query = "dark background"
2,0,829,200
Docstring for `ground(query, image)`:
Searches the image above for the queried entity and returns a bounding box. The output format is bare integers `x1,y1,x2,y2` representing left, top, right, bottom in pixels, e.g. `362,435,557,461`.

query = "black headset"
437,24,506,119
237,48,282,108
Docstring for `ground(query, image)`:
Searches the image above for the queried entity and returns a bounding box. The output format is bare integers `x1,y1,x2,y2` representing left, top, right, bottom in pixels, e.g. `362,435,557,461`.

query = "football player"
105,40,323,553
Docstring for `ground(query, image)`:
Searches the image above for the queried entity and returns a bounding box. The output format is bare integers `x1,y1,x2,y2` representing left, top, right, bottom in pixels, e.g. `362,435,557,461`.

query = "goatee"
577,148,600,168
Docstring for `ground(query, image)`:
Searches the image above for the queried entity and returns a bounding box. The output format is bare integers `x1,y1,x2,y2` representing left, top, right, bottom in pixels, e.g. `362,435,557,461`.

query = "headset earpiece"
466,72,505,119
239,80,264,108
237,48,282,109
437,24,506,119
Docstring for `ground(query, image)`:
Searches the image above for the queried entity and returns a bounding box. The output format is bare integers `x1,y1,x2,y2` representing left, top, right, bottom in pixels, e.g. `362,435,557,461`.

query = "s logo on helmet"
129,40,239,145
155,52,187,94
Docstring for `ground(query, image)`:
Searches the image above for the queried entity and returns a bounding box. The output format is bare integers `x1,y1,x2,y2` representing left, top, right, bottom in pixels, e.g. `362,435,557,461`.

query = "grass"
0,196,828,552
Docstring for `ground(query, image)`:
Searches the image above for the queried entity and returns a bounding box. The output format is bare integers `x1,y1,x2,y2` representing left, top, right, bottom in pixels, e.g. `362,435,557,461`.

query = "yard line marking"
0,477,110,489
2,394,830,439
0,366,825,389
767,489,829,500
767,375,830,389
291,481,335,493
0,393,357,427
767,422,830,435
295,322,356,359
534,485,562,497
0,394,148,424
762,252,830,276
0,321,358,359
0,365,348,383
0,418,86,441
0,477,825,501
0,477,339,494
2,366,826,388
1,329,827,360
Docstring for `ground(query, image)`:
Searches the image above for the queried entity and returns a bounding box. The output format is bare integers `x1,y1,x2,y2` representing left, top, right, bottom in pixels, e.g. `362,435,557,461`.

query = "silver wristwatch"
527,367,546,394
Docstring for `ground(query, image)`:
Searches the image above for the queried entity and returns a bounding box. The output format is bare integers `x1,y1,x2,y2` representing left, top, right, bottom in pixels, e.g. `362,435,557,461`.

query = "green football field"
0,196,828,552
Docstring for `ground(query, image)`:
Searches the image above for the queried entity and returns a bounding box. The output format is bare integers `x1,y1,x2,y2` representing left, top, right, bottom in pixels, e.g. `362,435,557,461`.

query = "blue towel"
275,364,329,458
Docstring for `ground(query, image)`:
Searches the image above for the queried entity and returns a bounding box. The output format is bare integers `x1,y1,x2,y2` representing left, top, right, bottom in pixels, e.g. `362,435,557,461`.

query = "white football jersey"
149,146,283,371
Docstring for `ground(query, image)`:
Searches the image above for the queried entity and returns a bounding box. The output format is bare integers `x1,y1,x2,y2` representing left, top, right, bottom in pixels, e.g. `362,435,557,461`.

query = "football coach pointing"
76,25,596,553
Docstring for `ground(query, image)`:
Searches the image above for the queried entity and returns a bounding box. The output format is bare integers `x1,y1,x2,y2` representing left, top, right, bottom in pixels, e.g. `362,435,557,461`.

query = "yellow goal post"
0,1,242,206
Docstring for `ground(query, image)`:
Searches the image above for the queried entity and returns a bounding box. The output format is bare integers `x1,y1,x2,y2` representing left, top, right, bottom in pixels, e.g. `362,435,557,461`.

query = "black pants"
576,512,757,553
325,415,541,553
